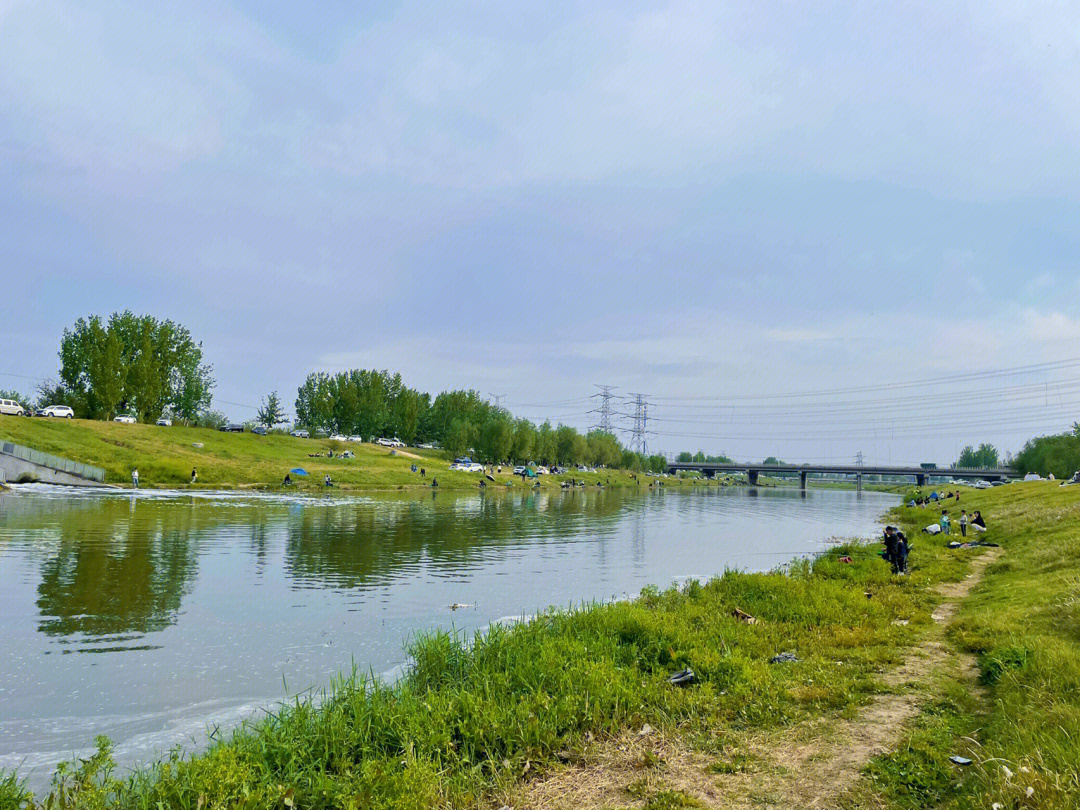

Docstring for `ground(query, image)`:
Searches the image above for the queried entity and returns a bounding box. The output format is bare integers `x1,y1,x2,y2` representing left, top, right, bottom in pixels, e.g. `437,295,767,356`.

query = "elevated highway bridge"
666,462,1013,490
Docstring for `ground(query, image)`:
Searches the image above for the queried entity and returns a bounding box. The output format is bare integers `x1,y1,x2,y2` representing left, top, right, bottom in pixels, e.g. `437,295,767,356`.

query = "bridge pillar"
856,473,863,493
916,473,927,488
747,470,759,487
799,471,807,491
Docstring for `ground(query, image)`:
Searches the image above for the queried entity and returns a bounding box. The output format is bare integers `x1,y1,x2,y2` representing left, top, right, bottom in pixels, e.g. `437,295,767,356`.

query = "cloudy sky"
2,0,1079,463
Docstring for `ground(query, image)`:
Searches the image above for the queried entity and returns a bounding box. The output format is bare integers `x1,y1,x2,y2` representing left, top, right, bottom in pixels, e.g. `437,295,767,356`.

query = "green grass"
0,491,975,810
0,417,651,492
849,481,1080,809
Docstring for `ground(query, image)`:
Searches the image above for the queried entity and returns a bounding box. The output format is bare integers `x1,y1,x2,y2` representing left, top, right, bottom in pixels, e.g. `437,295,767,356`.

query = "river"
0,483,896,789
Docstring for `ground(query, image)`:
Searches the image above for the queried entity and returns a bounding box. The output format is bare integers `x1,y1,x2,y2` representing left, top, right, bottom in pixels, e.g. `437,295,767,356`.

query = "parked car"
376,437,405,447
347,435,364,443
416,442,435,450
0,398,26,416
535,466,549,475
36,404,74,418
112,413,137,424
329,434,348,442
220,423,244,433
512,465,528,475
451,462,484,472
251,425,268,435
290,429,310,438
156,417,172,427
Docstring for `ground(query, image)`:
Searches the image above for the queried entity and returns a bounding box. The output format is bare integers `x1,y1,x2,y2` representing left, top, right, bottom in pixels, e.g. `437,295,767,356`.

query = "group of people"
881,525,910,575
909,490,961,508
934,508,986,536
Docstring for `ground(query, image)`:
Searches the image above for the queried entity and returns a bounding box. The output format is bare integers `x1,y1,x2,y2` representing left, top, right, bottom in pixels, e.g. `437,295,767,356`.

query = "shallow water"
0,484,895,788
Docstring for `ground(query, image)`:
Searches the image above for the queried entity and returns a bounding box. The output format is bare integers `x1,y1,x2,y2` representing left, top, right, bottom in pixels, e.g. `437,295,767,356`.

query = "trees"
512,419,537,463
586,430,623,468
57,312,213,421
477,415,514,463
257,391,287,429
957,443,1000,468
1012,433,1080,479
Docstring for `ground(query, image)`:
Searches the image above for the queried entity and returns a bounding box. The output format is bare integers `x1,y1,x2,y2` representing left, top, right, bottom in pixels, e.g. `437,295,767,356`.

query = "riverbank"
2,482,1073,809
0,417,660,492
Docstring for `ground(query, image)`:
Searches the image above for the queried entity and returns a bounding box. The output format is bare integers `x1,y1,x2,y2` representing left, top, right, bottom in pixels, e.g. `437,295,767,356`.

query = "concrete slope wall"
0,442,107,486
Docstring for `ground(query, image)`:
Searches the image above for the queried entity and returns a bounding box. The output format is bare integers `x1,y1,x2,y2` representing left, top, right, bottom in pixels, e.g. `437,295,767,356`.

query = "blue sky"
2,0,1079,463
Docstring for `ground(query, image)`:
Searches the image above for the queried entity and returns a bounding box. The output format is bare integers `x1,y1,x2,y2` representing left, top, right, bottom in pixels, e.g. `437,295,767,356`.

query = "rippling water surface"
0,484,896,787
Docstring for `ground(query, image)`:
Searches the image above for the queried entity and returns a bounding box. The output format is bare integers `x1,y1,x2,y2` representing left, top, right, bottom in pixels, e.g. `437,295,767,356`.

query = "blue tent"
290,468,309,476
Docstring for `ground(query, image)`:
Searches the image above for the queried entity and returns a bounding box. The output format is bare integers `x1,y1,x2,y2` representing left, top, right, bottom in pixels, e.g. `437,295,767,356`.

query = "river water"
0,483,895,788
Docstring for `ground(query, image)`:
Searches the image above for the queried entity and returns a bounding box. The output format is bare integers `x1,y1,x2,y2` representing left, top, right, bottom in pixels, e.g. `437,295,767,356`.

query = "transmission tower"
488,392,505,410
628,393,650,455
589,385,618,432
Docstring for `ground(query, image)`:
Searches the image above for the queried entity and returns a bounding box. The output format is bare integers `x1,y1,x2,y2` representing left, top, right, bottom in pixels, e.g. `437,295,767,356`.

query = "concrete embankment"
0,441,107,486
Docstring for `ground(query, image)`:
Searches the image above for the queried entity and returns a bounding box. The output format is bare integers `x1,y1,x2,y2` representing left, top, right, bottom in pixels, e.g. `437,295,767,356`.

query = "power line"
649,357,1080,402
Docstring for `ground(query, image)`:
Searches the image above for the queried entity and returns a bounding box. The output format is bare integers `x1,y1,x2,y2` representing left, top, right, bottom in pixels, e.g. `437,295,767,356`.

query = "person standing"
959,510,968,537
882,526,898,572
190,467,198,485
895,531,909,575
939,510,950,535
131,468,139,489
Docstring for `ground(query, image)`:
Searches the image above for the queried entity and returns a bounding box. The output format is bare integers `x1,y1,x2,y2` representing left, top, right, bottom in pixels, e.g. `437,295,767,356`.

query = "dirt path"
498,549,1001,810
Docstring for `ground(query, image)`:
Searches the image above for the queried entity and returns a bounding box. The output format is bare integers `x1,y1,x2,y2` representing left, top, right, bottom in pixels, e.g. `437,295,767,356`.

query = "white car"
347,435,364,443
329,434,348,442
0,398,26,416
376,437,405,448
451,462,484,472
973,480,992,489
156,417,172,426
290,429,310,438
113,413,137,424
37,404,75,418
535,466,549,475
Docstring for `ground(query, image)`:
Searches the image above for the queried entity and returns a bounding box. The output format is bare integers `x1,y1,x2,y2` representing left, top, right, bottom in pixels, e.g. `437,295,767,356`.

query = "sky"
2,0,1079,464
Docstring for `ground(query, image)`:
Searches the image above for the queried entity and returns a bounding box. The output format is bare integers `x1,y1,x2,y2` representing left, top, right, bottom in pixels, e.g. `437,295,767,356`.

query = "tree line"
15,312,666,471
294,368,667,470
1011,427,1080,479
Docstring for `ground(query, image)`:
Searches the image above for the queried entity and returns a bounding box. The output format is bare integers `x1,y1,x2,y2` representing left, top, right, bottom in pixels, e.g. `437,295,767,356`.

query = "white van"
0,398,26,416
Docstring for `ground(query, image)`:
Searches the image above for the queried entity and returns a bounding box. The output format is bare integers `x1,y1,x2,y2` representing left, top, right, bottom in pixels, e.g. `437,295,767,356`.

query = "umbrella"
485,474,495,482
289,468,309,475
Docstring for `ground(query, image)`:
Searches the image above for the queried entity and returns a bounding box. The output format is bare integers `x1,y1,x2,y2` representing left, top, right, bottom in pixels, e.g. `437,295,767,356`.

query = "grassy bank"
0,417,653,492
849,481,1080,809
3,483,1073,809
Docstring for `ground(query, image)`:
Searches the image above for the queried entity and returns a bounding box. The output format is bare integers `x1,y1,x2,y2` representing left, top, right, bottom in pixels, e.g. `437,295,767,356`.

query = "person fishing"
190,467,198,485
283,473,292,486
894,530,909,575
131,468,139,489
